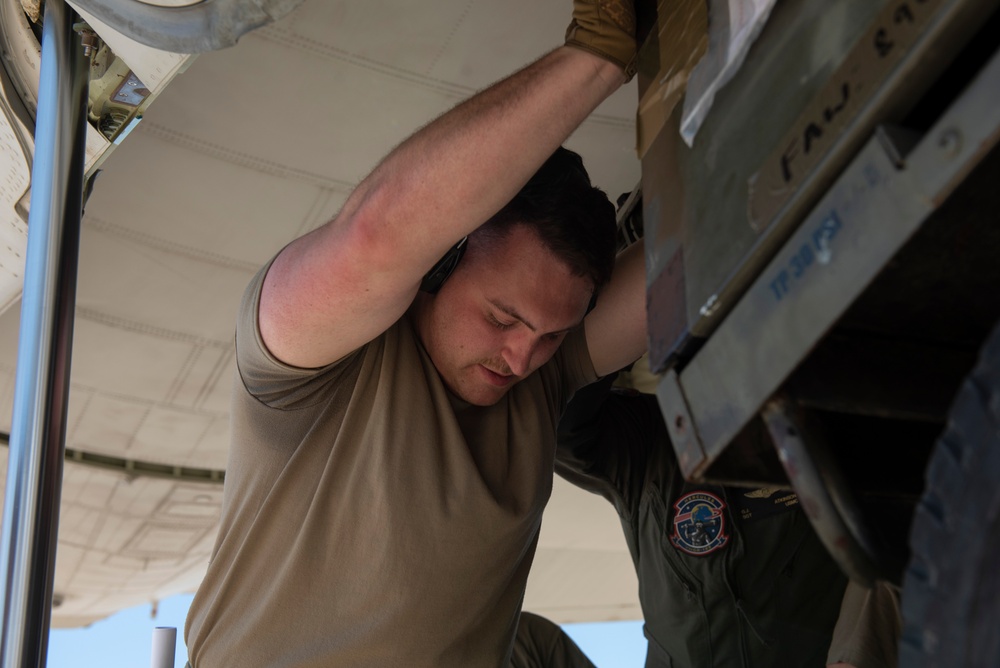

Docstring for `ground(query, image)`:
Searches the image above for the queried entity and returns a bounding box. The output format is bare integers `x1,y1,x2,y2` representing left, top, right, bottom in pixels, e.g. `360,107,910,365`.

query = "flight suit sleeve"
555,376,669,517
825,580,902,668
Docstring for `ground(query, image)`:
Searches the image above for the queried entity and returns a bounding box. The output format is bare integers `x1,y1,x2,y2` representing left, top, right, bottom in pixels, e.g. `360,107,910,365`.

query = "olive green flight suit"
554,378,860,668
510,612,597,668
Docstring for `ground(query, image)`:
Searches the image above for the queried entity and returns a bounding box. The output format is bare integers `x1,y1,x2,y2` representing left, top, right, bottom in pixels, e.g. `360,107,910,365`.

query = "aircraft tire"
899,320,1000,668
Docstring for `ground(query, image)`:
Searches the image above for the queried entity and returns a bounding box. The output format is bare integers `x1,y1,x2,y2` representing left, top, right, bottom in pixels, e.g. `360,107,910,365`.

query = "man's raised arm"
585,239,647,378
259,3,638,369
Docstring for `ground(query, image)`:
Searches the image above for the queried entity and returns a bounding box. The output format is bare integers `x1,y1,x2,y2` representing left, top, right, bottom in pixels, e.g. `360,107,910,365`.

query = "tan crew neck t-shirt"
186,264,596,667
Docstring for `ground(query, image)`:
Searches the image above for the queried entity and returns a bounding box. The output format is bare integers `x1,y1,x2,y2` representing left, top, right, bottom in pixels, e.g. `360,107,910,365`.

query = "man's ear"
420,237,468,294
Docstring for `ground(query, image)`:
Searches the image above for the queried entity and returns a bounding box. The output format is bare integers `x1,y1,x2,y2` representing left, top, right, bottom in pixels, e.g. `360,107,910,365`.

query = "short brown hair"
473,147,616,292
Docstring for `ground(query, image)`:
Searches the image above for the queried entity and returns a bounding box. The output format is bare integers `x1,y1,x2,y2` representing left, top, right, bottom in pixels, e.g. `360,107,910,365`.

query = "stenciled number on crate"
768,212,844,302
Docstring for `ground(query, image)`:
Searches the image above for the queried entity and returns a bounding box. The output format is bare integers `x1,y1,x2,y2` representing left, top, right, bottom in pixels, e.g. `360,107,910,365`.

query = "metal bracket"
761,395,900,586
656,369,708,480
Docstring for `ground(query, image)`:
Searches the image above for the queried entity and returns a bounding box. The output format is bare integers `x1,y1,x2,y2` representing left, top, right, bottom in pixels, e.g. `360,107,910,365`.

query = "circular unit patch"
670,491,729,556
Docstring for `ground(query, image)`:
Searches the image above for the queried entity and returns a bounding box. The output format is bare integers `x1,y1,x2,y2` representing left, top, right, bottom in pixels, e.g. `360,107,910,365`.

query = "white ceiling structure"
0,0,642,628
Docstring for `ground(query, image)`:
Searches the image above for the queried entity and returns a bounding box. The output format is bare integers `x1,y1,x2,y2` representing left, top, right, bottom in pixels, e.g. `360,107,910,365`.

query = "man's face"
413,225,595,407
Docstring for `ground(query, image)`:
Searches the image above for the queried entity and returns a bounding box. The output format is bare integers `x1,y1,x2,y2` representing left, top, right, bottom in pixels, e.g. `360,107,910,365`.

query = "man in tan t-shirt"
184,1,649,666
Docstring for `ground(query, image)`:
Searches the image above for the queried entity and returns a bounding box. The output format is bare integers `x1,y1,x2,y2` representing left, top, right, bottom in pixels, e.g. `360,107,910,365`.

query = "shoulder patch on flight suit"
670,491,729,556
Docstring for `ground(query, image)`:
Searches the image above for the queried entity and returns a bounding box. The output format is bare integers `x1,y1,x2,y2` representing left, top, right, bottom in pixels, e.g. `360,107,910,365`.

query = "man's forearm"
260,0,637,368
260,46,626,368
344,46,626,269
585,240,648,377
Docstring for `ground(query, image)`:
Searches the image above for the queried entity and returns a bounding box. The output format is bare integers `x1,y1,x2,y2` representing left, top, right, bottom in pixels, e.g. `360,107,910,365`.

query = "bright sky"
47,594,647,667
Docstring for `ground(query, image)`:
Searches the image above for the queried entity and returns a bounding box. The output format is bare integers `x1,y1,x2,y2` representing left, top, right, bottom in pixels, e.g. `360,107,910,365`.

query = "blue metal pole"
0,1,88,665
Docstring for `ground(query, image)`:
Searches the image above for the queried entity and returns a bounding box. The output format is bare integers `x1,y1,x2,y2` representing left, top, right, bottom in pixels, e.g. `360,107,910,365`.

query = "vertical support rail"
0,1,88,666
761,395,901,587
151,627,177,668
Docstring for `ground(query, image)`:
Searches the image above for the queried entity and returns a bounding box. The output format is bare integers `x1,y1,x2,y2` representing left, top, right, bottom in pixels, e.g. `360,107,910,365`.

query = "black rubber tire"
900,321,1000,667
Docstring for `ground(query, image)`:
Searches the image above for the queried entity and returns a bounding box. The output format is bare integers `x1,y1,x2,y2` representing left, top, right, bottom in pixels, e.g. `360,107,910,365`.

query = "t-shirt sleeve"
235,259,363,409
826,580,902,668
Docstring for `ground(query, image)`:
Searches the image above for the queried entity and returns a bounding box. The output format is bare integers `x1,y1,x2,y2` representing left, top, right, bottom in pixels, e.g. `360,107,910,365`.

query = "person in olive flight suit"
510,612,597,668
552,368,902,668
